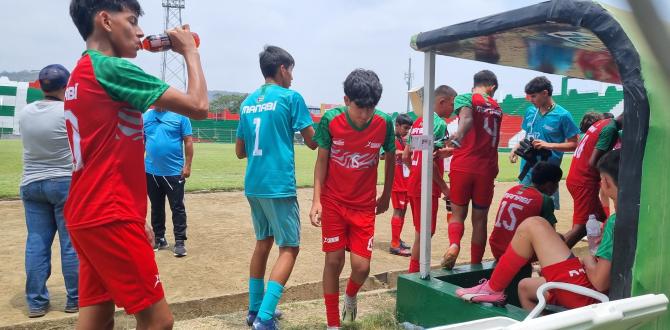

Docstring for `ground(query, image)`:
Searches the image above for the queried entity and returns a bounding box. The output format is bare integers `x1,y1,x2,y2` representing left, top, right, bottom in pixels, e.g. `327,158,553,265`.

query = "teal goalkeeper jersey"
236,84,313,198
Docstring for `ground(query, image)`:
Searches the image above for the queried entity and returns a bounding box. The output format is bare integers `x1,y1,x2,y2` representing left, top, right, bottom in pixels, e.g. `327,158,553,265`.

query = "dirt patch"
0,182,578,328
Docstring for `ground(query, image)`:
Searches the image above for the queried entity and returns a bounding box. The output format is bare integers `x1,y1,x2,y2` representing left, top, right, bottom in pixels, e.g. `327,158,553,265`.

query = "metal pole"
419,52,436,279
406,58,412,113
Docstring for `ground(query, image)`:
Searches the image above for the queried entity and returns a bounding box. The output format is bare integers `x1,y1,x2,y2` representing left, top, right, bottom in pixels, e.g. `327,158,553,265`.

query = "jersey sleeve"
91,54,169,112
381,112,396,153
595,214,616,261
314,111,334,149
560,111,581,139
453,93,473,115
181,115,193,137
290,92,314,132
540,194,557,225
434,116,448,148
595,121,618,151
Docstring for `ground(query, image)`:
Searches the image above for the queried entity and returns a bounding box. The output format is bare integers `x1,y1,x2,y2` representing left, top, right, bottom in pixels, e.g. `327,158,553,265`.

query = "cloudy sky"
1,0,635,111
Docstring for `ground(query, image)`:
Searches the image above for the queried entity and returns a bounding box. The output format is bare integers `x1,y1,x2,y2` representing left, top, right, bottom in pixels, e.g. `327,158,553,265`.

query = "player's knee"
279,246,300,257
351,261,370,277
155,313,174,330
324,253,345,269
519,216,551,233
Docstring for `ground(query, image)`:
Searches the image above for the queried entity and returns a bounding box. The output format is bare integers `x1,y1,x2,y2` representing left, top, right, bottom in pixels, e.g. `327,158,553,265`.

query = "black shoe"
153,237,169,251
173,240,187,257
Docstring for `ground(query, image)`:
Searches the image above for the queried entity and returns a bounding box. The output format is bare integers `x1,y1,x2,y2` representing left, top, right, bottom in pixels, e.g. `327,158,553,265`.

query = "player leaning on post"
442,70,503,269
236,45,317,330
310,69,395,330
66,0,208,329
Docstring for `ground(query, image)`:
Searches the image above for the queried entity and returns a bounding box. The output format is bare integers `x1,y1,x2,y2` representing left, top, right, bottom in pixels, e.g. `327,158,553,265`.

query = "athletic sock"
345,278,363,298
408,258,420,273
258,281,283,321
448,222,465,246
324,292,340,328
471,242,485,264
488,246,529,292
391,216,404,248
248,277,264,312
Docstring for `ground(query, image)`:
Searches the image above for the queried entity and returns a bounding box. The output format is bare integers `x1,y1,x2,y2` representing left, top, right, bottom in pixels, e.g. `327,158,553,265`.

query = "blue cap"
38,64,70,92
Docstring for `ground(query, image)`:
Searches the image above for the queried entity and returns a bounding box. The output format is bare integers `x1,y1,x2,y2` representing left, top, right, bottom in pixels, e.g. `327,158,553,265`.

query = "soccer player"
564,114,622,247
65,1,208,328
235,45,317,330
310,69,394,330
457,149,621,311
442,70,503,269
401,86,456,273
489,162,562,260
389,114,413,256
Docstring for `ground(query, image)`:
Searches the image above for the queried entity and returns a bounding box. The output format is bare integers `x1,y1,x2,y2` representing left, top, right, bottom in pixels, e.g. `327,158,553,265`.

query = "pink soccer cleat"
456,279,506,305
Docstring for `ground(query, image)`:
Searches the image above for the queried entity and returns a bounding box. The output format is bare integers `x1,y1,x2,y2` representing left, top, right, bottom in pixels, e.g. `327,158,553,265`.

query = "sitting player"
489,162,562,260
457,149,621,311
389,114,413,256
309,69,395,329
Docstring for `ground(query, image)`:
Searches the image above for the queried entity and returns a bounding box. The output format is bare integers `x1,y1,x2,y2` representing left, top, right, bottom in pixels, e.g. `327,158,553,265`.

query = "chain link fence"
192,128,306,145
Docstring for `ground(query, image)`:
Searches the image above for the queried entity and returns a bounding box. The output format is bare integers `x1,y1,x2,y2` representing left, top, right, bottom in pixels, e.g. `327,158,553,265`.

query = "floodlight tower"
161,0,186,91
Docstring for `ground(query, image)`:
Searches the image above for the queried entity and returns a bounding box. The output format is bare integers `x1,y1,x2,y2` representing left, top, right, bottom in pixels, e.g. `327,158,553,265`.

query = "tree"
209,93,248,114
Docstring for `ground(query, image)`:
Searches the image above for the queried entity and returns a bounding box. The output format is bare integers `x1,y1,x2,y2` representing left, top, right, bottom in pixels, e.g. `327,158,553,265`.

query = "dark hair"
69,0,143,41
435,85,457,98
259,45,295,79
580,111,604,133
395,113,413,126
525,76,553,96
597,149,620,186
602,112,615,119
473,70,498,88
531,162,563,186
343,69,383,108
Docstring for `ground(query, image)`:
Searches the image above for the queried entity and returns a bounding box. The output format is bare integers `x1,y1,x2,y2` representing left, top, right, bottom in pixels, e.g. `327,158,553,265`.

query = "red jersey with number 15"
63,50,169,229
451,93,502,175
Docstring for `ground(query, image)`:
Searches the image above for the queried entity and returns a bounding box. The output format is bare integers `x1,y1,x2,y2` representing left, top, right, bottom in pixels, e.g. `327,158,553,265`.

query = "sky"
1,0,634,112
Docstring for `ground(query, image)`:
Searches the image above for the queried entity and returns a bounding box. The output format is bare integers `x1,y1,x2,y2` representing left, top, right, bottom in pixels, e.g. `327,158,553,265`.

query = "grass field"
0,139,572,199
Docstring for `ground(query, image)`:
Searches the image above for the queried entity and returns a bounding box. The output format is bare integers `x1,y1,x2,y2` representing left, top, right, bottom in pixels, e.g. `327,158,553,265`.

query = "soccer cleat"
342,295,357,323
456,279,506,305
246,310,283,326
173,240,187,257
389,246,411,257
251,317,279,330
399,239,411,250
441,244,460,270
153,237,169,251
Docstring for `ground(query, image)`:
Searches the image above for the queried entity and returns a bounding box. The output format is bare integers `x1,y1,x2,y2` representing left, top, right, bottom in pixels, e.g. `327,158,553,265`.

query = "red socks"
391,216,404,248
448,222,464,246
345,278,363,297
324,293,340,327
471,242,485,264
488,246,529,292
408,258,420,273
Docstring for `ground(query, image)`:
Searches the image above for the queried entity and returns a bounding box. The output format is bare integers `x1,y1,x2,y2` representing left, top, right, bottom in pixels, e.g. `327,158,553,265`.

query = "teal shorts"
247,196,300,247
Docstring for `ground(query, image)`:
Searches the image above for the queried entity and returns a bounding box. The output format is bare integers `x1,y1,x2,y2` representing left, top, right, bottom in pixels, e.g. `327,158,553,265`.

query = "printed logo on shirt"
568,268,586,278
330,149,379,169
154,274,161,288
365,141,382,149
64,83,79,101
543,124,555,132
333,138,345,146
242,101,277,114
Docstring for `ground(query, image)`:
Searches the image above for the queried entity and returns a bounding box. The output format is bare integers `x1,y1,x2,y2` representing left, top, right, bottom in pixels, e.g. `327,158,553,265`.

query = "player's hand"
402,151,411,167
532,139,552,150
309,202,322,227
167,24,197,56
441,185,450,200
144,221,155,245
375,194,390,215
181,165,191,179
509,149,518,163
433,146,454,159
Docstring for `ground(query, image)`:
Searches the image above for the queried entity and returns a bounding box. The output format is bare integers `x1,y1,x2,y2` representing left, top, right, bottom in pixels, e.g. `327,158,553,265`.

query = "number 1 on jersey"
252,117,263,156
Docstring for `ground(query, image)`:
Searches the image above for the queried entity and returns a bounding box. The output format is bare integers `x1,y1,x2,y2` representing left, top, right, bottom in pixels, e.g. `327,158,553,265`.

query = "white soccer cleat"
341,295,357,323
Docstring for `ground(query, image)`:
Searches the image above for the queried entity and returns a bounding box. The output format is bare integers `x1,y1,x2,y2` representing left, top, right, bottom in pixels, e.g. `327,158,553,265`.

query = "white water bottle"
586,214,601,255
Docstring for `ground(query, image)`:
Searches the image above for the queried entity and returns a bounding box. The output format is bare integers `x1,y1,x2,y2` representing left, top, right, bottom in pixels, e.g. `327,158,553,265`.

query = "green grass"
0,140,572,199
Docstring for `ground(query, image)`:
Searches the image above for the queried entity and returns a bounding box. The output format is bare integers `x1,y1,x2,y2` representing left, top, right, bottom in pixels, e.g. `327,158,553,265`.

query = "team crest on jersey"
256,95,264,103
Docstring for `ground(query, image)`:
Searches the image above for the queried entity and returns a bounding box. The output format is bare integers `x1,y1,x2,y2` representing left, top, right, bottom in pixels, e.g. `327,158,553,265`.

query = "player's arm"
450,107,473,146
402,143,412,166
582,255,612,292
153,25,208,120
310,148,329,226
182,135,194,178
376,151,395,215
533,134,578,152
563,225,586,249
235,138,246,159
433,159,449,198
589,125,618,168
300,126,318,150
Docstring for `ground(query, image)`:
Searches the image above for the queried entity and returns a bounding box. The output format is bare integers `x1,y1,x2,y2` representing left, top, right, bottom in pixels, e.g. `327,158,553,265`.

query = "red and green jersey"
490,185,556,258
452,93,502,175
63,50,169,229
314,106,395,210
567,119,618,187
392,136,410,192
407,114,447,198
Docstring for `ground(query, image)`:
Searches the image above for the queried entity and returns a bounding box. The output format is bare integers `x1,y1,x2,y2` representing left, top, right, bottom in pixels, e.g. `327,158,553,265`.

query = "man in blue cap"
18,64,79,318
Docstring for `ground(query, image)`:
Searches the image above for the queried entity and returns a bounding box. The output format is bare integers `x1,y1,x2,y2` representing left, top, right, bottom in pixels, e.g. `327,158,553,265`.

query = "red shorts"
321,198,375,259
409,195,439,235
540,257,599,309
566,182,607,225
69,221,164,314
448,170,495,208
391,191,408,210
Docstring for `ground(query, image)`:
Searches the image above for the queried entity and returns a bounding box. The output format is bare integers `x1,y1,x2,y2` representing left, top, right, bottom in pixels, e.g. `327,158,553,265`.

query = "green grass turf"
0,139,572,199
